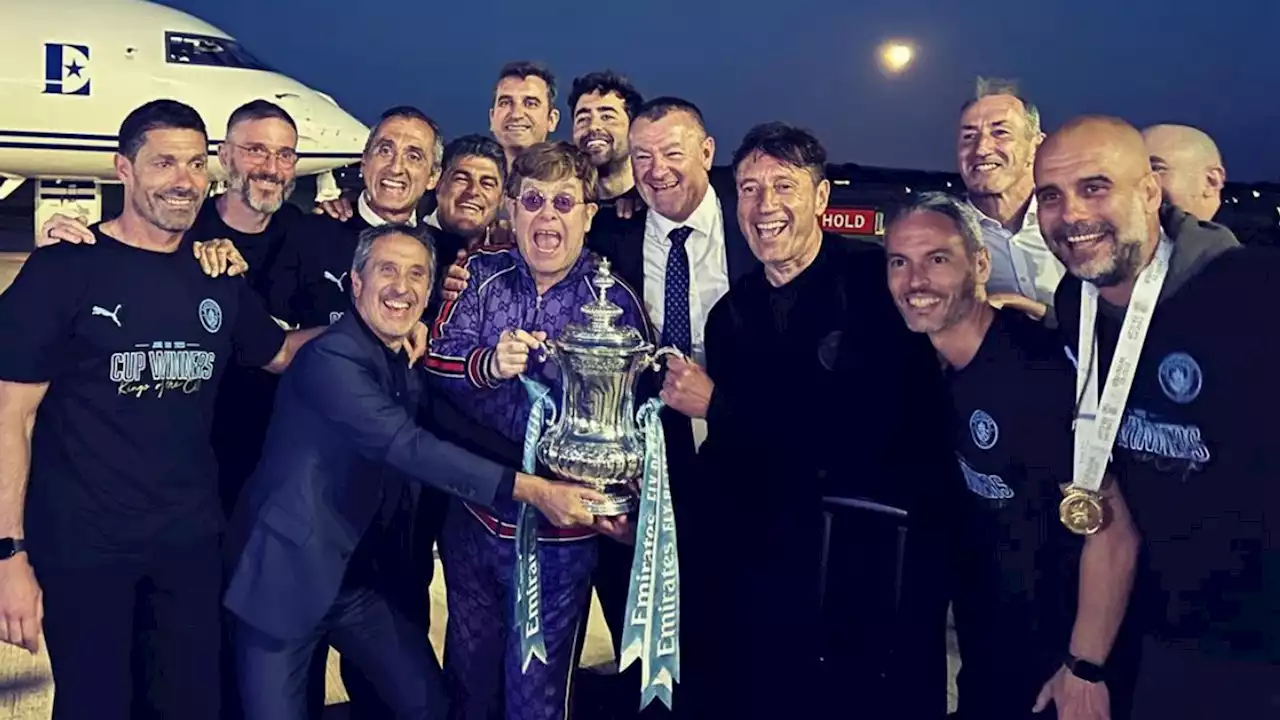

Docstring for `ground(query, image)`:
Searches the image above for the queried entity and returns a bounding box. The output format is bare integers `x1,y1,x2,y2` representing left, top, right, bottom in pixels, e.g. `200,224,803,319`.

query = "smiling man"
673,122,956,718
424,134,509,313
957,79,1064,318
885,192,1140,720
490,61,560,170
426,141,646,720
1039,115,1280,719
0,100,321,720
269,106,442,330
224,223,597,719
569,70,643,205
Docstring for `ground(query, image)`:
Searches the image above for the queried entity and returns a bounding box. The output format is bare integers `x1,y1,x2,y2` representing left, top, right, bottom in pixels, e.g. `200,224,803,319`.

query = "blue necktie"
663,226,693,356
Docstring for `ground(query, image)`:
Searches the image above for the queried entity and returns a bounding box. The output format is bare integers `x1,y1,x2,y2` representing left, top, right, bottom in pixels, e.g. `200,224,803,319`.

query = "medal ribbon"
1073,236,1174,492
514,374,555,672
618,398,681,710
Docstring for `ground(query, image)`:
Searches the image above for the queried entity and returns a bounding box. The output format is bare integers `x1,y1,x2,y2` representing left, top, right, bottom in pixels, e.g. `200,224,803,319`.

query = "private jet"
0,0,366,241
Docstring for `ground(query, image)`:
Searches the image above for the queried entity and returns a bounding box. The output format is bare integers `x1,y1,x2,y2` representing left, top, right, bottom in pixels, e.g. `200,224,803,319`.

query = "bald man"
1035,115,1280,719
1141,124,1226,222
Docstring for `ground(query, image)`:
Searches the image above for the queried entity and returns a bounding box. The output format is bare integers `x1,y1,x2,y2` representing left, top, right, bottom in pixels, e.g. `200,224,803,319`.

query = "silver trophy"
536,258,680,516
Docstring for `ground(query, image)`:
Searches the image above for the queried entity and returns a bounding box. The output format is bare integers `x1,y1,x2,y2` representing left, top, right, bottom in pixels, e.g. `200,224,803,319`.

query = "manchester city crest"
817,330,843,372
969,409,999,450
1158,351,1202,404
199,298,223,334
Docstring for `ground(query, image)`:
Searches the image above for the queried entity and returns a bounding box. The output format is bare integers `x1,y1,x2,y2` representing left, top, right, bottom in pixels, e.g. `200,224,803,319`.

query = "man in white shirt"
568,97,759,719
956,79,1065,319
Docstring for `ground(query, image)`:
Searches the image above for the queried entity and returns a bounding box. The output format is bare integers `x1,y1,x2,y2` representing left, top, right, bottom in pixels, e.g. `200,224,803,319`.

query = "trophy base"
583,486,636,517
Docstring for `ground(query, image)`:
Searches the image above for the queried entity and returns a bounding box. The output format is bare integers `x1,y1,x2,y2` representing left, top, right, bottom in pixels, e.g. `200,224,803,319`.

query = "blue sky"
163,0,1280,181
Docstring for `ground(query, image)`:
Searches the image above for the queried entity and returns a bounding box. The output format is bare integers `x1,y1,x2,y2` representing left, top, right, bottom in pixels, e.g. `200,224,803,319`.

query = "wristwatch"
0,538,26,560
1064,654,1106,683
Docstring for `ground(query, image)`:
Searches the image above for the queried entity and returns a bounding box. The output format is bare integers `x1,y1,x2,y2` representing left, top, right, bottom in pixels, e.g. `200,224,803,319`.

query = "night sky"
162,0,1280,181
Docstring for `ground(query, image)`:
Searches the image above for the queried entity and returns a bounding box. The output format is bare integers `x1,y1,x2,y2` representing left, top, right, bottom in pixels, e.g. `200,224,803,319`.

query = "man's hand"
988,292,1047,320
440,250,470,304
37,212,95,248
193,238,248,278
314,195,354,221
514,473,604,528
614,195,643,220
1033,665,1111,720
660,356,713,419
489,329,547,380
0,554,43,655
404,321,428,365
595,515,636,546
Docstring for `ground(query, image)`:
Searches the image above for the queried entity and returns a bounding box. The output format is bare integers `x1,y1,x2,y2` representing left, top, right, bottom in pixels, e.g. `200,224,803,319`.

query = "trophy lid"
556,257,650,351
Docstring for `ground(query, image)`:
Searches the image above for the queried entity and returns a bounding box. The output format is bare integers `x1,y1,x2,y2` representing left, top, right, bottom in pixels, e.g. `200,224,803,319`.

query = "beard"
133,184,201,233
228,165,294,214
1049,218,1147,288
577,131,625,169
901,272,981,334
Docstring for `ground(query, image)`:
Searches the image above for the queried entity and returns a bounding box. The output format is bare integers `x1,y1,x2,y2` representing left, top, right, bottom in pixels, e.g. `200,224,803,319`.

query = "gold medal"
1059,484,1106,535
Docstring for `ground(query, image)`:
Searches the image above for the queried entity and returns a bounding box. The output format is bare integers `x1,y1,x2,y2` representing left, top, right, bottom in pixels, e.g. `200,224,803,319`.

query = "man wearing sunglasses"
425,141,646,720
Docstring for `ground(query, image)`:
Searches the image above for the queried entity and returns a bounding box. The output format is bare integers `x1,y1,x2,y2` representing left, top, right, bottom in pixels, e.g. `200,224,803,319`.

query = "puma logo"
324,271,348,292
91,304,123,328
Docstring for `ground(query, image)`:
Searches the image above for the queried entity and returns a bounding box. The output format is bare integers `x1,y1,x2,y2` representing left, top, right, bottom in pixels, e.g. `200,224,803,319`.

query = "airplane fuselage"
0,0,368,182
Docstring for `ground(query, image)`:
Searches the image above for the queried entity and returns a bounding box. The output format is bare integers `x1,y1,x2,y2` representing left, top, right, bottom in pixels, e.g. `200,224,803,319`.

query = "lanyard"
1072,236,1173,491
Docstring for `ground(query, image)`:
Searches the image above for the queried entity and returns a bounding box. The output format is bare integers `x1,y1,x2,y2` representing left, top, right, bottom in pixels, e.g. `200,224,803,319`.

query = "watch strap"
1064,654,1106,683
0,537,26,559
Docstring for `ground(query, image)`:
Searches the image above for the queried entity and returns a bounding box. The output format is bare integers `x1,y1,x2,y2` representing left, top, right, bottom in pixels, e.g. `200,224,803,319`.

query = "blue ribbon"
618,398,681,710
514,374,556,673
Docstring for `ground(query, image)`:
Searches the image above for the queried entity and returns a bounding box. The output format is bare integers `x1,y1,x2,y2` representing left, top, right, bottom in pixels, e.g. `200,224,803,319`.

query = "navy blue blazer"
223,312,512,641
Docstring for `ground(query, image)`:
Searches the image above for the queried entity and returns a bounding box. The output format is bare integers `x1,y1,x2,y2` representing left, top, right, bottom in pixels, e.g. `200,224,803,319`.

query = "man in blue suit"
223,222,606,719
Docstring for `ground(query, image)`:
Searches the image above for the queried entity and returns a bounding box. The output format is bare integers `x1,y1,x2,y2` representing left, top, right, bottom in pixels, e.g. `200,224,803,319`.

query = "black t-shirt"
0,226,286,567
266,213,370,329
945,309,1081,682
187,196,301,298
191,198,301,505
1055,246,1280,663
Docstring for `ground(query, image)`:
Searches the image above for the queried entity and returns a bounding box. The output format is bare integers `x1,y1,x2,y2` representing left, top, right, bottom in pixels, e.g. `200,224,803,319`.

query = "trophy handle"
645,346,684,372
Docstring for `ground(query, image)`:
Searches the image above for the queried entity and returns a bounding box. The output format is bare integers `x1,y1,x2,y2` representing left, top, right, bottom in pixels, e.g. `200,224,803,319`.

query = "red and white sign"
821,207,882,236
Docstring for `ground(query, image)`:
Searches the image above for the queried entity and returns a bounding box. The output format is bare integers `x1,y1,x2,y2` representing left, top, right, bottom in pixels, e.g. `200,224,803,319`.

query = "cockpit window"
165,32,273,71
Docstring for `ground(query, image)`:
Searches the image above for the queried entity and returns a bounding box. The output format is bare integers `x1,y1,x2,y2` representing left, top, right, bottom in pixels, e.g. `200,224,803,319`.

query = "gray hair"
363,106,446,174
352,223,437,282
892,192,986,256
962,76,1042,138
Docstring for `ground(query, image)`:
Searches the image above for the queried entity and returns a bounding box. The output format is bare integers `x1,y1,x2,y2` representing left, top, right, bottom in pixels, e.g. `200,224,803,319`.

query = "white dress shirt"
359,191,418,227
642,185,732,369
968,197,1063,308
642,185,731,450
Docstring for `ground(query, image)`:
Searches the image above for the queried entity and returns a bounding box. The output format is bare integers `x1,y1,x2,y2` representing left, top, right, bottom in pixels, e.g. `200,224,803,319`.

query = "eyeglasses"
517,188,583,214
231,142,298,167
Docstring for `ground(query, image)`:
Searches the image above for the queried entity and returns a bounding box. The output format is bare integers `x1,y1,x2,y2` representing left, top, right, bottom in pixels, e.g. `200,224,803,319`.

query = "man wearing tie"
580,96,758,717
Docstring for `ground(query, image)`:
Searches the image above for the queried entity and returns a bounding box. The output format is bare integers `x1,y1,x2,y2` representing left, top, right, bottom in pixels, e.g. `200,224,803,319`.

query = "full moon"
878,41,915,75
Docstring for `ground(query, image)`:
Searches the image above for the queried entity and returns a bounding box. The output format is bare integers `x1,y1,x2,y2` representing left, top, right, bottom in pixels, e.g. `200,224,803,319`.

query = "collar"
424,209,441,230
510,245,595,294
647,183,720,241
967,195,1038,233
351,307,407,362
359,191,418,228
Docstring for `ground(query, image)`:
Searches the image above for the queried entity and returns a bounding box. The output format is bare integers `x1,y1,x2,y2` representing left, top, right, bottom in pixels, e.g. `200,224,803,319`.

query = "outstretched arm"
296,334,599,526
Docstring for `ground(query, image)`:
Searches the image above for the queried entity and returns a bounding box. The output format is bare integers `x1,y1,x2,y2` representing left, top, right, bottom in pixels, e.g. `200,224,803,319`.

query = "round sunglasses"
517,188,584,214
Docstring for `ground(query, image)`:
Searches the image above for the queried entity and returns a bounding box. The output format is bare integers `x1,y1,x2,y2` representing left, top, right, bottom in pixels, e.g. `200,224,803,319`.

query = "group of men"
0,58,1273,720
